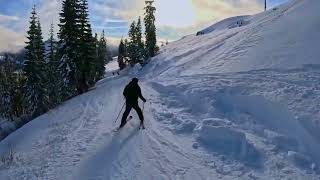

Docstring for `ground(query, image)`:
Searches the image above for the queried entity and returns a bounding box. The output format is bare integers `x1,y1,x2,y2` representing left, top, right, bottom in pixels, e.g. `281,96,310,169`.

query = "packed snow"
1,0,320,179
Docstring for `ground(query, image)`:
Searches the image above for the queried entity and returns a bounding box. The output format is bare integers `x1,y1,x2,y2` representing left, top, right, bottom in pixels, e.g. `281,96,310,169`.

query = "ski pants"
120,102,144,128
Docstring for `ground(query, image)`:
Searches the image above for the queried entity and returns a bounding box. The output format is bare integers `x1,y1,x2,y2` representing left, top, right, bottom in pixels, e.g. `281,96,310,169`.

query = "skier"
119,78,146,129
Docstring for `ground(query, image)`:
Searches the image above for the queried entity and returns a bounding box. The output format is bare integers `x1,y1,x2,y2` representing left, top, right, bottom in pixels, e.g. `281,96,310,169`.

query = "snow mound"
287,151,313,169
264,130,299,152
197,15,251,35
174,119,196,134
154,0,320,75
196,118,260,165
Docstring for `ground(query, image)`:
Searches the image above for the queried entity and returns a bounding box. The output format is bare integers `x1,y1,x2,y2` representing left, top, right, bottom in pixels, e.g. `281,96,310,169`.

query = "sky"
0,0,288,53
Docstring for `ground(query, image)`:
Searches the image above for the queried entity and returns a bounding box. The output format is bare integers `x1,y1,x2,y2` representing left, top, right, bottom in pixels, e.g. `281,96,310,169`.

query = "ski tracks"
71,82,217,180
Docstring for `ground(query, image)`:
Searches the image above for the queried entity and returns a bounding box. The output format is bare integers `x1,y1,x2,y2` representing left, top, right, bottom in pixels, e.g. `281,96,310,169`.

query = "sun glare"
155,0,196,27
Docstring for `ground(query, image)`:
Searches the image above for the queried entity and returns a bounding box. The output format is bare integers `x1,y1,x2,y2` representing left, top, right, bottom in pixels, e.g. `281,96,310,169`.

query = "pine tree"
46,23,62,107
124,39,129,57
128,21,138,65
144,0,157,58
58,0,81,98
136,17,145,64
96,30,107,80
78,0,96,92
0,54,26,119
24,6,49,117
118,38,126,70
0,54,14,119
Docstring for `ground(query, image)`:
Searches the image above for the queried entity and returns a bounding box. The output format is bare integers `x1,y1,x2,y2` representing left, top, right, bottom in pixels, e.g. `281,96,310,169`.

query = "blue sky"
0,0,287,52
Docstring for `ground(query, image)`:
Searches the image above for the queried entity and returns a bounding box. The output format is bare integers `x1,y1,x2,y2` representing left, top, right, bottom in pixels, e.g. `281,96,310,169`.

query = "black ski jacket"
123,82,146,104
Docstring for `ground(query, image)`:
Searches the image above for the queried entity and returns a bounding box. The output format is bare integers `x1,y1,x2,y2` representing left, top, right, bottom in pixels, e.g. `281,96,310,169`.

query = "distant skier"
119,78,146,129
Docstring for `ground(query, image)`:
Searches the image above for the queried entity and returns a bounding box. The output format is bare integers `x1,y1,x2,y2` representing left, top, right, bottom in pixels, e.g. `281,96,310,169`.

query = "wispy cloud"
0,0,288,52
0,14,19,23
0,26,25,52
192,0,262,25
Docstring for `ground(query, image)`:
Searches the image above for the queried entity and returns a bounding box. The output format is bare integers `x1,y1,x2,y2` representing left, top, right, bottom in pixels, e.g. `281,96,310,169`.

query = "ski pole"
142,102,145,112
114,102,125,123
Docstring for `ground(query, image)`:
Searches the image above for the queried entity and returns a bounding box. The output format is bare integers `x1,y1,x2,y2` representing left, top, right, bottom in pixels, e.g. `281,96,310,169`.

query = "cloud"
0,26,25,53
0,0,267,52
154,0,263,40
37,0,61,38
191,0,262,25
0,14,19,23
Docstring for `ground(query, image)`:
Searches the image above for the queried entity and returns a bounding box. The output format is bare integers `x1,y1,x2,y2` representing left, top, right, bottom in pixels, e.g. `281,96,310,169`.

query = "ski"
113,116,133,132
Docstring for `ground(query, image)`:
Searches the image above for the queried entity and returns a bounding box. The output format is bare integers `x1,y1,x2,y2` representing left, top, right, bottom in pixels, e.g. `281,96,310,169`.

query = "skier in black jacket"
119,78,146,129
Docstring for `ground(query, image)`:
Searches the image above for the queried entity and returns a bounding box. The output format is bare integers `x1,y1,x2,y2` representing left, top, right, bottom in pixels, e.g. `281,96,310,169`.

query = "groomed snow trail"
0,77,225,180
72,80,218,180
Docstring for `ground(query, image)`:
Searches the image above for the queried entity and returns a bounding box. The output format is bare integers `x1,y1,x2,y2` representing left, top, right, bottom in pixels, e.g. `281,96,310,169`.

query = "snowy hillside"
1,0,320,179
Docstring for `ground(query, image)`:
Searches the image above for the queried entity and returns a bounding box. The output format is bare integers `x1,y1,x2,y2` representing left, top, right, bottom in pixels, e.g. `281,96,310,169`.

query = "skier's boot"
140,123,145,130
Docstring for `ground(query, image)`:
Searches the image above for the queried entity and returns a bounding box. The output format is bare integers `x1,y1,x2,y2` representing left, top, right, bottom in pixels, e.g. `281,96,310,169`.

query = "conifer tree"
78,0,96,92
46,23,62,107
144,0,157,58
118,38,126,70
24,6,49,117
58,0,81,98
128,21,138,65
136,17,145,63
0,54,14,119
96,30,107,80
124,39,129,57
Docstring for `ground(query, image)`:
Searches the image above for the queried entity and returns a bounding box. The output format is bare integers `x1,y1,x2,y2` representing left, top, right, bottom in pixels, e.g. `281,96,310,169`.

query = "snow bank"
196,118,260,166
287,151,313,169
264,130,299,152
198,15,251,35
175,119,196,134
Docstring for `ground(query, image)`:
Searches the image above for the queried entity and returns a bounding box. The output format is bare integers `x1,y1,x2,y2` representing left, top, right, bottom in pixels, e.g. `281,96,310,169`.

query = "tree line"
0,0,111,121
118,0,158,69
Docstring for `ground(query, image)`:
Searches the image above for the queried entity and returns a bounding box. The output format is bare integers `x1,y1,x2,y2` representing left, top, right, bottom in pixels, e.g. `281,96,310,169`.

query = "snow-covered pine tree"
124,39,129,58
144,0,157,58
58,0,81,98
118,38,126,70
46,23,62,107
128,21,138,65
93,33,99,82
78,0,96,92
136,17,145,64
0,54,25,119
96,30,107,80
24,6,49,117
0,54,13,119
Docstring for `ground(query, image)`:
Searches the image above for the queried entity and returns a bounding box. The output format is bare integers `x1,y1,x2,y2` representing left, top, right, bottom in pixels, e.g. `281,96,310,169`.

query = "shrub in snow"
0,120,16,140
0,146,16,167
192,142,199,149
196,119,260,166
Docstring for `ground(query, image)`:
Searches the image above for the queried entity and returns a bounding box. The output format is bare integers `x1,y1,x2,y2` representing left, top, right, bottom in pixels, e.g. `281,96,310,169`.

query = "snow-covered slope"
154,0,320,75
197,15,251,35
1,0,320,179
